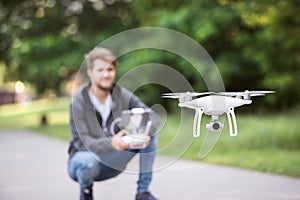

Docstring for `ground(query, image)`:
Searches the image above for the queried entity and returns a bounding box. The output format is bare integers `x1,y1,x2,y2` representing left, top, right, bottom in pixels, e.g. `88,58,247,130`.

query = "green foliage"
1,0,299,109
1,0,131,95
129,0,300,109
9,33,87,94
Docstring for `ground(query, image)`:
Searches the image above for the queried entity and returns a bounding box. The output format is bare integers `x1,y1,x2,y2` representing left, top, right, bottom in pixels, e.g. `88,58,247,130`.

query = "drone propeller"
161,95,182,99
161,92,213,98
217,90,275,99
161,92,214,103
218,90,274,95
161,90,275,101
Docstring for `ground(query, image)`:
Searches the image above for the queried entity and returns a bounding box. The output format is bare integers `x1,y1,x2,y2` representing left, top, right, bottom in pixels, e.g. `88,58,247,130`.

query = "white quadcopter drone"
162,90,274,137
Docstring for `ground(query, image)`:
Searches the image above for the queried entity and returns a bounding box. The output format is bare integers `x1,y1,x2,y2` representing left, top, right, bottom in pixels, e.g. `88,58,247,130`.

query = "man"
68,47,160,200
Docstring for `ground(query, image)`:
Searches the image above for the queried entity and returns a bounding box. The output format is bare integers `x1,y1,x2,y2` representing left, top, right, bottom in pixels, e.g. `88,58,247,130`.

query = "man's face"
87,59,116,91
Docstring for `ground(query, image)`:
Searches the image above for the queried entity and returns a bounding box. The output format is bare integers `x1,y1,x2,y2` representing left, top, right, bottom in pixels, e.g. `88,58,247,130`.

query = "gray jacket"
68,82,160,157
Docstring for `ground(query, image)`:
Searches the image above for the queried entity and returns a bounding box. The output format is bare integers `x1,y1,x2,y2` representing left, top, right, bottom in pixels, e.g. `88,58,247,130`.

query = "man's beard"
96,83,113,92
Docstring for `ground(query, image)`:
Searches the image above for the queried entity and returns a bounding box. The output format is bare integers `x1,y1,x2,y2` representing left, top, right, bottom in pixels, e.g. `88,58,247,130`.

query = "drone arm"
193,108,204,137
227,107,238,137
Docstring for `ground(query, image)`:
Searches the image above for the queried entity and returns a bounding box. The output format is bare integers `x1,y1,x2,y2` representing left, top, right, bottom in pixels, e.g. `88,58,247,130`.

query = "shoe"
136,191,158,200
80,188,93,200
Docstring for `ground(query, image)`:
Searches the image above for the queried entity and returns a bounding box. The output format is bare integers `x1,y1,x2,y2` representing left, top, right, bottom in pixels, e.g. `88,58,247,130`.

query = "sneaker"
80,188,93,200
136,191,158,200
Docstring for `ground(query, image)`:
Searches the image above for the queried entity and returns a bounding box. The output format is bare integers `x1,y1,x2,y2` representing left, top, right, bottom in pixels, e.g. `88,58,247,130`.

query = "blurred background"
0,0,299,177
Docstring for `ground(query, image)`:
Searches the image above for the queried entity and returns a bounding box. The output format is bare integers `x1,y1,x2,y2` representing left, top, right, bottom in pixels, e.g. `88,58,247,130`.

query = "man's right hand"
110,130,130,150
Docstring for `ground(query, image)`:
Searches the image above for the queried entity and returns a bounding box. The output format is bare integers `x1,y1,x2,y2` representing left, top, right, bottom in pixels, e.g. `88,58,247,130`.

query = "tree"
1,0,132,95
128,0,300,109
1,0,299,109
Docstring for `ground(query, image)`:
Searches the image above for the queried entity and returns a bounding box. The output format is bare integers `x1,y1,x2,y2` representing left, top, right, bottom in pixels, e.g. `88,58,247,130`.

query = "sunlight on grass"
0,98,69,128
0,98,69,117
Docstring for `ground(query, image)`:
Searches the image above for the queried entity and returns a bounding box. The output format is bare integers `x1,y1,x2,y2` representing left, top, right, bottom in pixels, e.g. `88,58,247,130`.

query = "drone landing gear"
227,107,238,137
192,108,238,138
193,108,204,137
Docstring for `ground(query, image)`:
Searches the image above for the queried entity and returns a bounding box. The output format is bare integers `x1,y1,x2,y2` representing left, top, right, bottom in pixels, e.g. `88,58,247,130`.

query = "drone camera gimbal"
206,120,224,131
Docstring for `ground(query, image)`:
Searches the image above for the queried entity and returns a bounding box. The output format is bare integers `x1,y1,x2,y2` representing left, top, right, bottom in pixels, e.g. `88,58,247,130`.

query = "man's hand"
110,130,130,150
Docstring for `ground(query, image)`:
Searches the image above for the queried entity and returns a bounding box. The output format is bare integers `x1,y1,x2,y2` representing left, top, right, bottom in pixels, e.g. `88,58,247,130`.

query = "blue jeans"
68,136,157,193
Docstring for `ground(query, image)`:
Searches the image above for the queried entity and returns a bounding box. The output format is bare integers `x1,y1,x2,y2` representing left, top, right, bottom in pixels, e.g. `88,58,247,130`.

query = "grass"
158,112,300,177
1,98,300,178
0,98,69,129
204,149,300,177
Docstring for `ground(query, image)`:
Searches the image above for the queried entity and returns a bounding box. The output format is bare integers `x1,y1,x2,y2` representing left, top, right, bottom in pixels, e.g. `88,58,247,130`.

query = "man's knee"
68,151,100,182
76,161,100,184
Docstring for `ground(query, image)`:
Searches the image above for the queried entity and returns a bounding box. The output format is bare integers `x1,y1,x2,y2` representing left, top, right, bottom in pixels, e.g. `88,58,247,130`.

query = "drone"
162,90,274,137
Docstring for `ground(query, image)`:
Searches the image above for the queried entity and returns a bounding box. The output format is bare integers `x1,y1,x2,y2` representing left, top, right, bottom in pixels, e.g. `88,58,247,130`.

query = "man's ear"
87,67,92,78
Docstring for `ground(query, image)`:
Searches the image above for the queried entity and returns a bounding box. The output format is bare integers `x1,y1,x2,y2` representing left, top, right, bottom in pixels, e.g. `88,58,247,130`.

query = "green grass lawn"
1,98,299,178
0,98,69,128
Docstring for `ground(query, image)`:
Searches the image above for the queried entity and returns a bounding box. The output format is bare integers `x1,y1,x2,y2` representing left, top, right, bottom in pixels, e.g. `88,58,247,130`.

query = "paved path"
0,130,300,200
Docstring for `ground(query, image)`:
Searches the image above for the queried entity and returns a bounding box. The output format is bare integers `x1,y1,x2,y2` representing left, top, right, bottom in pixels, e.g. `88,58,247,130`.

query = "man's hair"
85,47,117,69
